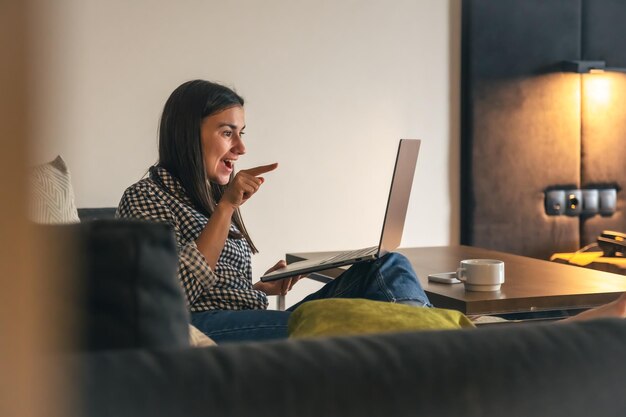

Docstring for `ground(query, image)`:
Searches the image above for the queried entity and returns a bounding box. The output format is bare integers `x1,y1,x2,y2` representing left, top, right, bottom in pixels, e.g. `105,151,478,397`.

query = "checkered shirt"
117,166,269,312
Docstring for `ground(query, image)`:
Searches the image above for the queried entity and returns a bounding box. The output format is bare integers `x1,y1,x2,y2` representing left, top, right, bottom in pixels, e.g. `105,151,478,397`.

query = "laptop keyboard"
319,246,378,265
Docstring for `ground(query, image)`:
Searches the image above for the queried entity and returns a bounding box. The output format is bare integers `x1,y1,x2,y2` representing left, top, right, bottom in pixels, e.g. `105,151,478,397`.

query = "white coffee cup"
456,259,505,292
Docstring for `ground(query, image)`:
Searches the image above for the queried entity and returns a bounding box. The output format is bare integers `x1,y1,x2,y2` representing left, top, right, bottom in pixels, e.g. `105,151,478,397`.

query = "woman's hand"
197,163,277,270
253,260,303,296
221,163,278,209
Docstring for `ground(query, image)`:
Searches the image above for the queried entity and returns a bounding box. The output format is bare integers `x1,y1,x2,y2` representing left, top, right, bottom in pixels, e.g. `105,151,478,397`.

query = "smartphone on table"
427,272,461,284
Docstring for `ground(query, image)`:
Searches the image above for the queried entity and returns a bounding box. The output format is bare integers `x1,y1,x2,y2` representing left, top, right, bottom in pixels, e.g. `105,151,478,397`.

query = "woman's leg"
564,292,626,322
288,252,431,311
191,309,291,344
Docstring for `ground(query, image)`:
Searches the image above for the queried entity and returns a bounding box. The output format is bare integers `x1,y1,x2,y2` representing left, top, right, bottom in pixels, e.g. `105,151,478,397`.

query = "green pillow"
288,298,474,338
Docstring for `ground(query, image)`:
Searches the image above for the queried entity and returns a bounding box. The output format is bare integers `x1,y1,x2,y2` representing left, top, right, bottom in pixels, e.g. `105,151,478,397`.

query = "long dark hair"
157,79,257,253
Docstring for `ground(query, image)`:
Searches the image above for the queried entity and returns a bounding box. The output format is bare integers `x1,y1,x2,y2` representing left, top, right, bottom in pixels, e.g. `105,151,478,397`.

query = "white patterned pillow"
29,156,80,224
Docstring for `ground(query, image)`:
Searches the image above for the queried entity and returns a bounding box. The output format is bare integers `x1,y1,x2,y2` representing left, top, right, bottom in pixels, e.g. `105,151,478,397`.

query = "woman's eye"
223,131,232,138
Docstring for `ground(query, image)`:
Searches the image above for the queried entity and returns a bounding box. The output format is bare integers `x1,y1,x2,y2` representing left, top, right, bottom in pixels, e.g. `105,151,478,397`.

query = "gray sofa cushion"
69,318,626,417
44,219,189,351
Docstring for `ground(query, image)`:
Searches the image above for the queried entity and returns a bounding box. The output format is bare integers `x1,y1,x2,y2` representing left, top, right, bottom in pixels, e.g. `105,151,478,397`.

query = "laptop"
261,139,421,282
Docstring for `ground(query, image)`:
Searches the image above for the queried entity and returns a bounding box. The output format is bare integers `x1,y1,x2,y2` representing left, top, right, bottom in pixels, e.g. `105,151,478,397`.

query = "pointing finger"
242,163,278,177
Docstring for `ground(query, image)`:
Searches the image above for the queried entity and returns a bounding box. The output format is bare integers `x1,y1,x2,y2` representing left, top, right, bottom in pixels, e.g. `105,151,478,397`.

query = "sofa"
30,157,626,416
50,217,626,417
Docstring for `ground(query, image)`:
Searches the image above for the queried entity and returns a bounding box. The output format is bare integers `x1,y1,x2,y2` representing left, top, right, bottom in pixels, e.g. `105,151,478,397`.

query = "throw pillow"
288,298,475,339
29,155,80,223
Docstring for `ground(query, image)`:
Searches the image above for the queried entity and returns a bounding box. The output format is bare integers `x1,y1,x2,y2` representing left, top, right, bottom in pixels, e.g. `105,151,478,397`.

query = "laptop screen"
378,139,421,255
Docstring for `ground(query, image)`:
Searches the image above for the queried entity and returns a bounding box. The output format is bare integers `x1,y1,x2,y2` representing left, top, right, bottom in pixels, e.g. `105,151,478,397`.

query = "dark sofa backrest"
43,219,190,352
77,207,117,221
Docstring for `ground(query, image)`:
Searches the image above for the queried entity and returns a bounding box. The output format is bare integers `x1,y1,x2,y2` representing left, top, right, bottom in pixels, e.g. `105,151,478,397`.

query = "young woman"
117,79,432,343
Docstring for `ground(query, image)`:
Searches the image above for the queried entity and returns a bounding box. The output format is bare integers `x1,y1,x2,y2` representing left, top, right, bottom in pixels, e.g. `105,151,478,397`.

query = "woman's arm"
195,202,235,270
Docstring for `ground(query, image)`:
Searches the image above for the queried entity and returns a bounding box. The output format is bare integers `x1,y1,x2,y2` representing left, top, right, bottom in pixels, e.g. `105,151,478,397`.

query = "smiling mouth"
223,159,235,169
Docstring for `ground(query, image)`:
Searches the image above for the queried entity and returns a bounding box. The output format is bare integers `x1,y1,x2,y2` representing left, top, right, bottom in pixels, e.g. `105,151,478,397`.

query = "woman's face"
200,105,246,185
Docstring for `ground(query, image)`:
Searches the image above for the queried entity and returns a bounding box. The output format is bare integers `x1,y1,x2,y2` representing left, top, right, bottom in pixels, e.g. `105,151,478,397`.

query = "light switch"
581,189,599,215
599,189,617,215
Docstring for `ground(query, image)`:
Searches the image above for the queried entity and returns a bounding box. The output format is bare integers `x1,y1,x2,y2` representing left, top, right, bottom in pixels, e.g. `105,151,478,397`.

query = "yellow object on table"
550,251,626,275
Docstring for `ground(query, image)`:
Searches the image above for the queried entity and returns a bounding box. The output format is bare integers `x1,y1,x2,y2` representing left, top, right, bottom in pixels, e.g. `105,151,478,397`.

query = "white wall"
30,0,460,306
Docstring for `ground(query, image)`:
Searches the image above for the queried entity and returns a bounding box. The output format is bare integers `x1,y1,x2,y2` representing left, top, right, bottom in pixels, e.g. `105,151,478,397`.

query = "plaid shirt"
117,166,269,312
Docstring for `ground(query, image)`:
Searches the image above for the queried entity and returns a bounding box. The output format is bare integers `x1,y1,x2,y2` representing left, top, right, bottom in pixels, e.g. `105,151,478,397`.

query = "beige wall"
30,0,460,305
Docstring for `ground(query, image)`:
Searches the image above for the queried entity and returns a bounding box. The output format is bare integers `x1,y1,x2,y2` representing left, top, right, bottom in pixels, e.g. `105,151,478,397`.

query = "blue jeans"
191,253,431,344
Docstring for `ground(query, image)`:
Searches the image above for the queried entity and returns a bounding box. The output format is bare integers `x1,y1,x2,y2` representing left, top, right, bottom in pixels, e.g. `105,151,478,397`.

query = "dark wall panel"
462,0,582,259
580,0,626,244
465,0,581,78
582,0,626,67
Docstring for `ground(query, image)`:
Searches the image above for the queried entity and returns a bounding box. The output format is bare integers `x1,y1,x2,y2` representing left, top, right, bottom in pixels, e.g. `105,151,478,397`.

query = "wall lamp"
562,60,626,74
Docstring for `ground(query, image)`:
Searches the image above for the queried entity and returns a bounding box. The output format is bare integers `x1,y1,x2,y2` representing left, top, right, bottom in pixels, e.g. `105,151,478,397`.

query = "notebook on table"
261,139,421,282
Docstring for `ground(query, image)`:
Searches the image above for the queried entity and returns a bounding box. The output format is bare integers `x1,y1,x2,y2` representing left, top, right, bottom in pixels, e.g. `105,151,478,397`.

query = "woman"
117,79,432,343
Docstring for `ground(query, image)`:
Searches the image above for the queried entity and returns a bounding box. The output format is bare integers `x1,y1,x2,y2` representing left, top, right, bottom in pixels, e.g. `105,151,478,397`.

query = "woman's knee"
378,252,414,272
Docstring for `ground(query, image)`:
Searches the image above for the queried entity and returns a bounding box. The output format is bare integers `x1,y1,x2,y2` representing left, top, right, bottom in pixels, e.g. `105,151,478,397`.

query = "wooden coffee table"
285,245,626,317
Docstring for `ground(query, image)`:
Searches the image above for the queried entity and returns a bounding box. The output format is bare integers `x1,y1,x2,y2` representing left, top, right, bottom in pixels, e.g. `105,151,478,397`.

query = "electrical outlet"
545,190,565,215
565,189,583,216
